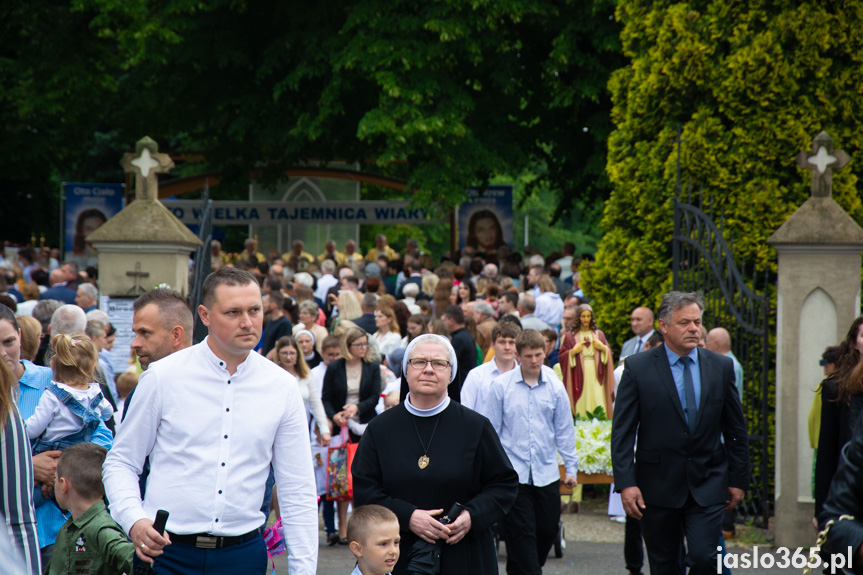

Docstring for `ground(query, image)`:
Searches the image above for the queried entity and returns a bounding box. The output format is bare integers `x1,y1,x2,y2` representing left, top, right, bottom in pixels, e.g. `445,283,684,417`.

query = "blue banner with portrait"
64,183,125,267
458,185,514,254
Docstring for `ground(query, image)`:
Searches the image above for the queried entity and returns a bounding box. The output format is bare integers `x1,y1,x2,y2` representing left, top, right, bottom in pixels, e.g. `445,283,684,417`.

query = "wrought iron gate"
672,184,775,528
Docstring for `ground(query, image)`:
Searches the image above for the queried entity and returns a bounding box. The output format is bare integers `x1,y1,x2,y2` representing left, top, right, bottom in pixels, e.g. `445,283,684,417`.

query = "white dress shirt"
485,365,578,487
460,358,517,416
103,338,318,574
314,273,339,302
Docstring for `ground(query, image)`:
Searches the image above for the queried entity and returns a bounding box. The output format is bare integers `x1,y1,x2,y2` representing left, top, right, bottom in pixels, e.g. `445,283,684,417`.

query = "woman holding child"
25,333,114,458
0,305,113,569
352,334,518,574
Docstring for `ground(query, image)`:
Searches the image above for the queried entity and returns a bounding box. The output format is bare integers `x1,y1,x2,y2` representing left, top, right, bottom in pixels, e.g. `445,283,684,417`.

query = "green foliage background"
1,0,621,251
584,0,863,349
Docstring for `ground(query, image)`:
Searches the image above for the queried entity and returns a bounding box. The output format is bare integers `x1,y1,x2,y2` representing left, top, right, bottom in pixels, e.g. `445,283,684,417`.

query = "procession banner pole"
59,182,65,255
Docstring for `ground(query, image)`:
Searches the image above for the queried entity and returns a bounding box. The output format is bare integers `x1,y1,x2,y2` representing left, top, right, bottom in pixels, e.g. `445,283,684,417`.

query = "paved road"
274,532,803,574
269,494,803,574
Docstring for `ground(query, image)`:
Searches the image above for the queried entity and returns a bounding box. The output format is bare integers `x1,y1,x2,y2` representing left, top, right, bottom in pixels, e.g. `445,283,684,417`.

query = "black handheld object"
439,502,465,526
134,510,169,575
404,503,467,575
153,510,169,534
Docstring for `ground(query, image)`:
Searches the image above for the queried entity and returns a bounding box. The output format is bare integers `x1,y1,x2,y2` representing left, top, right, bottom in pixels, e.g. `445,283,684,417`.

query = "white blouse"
25,382,113,441
296,375,330,436
373,330,403,357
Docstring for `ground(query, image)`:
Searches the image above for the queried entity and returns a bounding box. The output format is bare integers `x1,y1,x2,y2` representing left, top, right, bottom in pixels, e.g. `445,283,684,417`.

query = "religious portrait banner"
458,185,514,253
64,182,125,264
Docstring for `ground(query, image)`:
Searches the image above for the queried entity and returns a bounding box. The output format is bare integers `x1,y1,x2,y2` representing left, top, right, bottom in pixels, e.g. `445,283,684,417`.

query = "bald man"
619,306,655,362
38,269,77,304
343,240,364,265
281,239,316,265
706,326,745,543
706,327,743,398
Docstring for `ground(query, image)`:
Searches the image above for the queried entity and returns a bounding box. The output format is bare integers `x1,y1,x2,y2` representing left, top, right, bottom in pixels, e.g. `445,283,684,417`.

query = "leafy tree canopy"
1,0,622,244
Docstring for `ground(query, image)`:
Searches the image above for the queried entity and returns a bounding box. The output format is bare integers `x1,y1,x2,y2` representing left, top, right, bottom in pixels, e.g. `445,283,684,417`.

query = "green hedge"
585,1,863,351
584,1,863,518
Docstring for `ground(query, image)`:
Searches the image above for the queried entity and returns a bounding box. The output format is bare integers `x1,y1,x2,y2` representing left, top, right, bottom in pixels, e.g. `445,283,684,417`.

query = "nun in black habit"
352,334,518,575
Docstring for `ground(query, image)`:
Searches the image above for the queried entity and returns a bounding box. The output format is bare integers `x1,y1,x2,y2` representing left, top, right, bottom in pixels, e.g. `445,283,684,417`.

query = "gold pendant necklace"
412,414,441,470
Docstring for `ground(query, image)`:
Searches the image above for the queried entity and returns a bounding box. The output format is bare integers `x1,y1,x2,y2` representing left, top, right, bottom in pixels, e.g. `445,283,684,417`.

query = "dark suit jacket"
323,285,340,325
39,285,76,304
321,358,381,435
381,276,398,296
396,275,423,300
260,315,293,356
7,287,23,303
449,327,477,403
611,345,749,508
819,411,863,554
814,377,851,517
353,313,378,335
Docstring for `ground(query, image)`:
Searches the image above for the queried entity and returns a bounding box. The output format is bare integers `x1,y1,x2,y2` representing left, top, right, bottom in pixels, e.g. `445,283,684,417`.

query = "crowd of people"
0,234,761,575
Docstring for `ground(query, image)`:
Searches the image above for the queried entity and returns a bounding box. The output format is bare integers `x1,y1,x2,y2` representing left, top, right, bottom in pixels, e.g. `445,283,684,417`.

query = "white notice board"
100,296,137,374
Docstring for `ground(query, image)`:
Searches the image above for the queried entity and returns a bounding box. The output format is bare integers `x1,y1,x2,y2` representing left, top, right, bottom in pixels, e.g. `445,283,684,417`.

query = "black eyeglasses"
407,359,451,371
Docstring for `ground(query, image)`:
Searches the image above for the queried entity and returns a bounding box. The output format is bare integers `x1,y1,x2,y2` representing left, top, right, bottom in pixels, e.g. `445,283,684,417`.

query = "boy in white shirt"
460,322,521,415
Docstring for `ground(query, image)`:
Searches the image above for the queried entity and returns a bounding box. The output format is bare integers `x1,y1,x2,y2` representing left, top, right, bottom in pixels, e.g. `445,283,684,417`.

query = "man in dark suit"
39,269,77,304
395,259,424,299
611,291,748,575
618,306,655,364
352,292,378,335
441,305,477,402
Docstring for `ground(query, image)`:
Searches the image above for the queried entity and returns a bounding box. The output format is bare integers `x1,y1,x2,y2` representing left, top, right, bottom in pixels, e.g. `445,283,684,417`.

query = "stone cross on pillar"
795,131,851,198
120,136,174,201
771,131,863,549
125,262,150,295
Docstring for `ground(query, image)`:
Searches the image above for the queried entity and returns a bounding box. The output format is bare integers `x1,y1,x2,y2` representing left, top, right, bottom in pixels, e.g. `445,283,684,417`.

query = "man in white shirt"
461,322,521,415
315,258,340,303
517,294,551,332
122,288,195,421
555,242,576,281
103,268,318,575
485,329,578,575
618,306,655,364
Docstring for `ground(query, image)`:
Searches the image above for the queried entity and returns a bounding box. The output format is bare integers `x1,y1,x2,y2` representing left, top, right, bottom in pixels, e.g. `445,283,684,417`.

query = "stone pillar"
768,132,863,547
87,137,202,297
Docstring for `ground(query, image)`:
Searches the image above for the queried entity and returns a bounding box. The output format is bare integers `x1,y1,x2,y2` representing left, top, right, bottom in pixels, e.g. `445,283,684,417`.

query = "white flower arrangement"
573,418,613,476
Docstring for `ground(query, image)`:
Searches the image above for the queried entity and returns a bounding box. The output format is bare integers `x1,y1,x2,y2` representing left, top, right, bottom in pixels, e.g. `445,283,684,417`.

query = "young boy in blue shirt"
347,505,400,575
